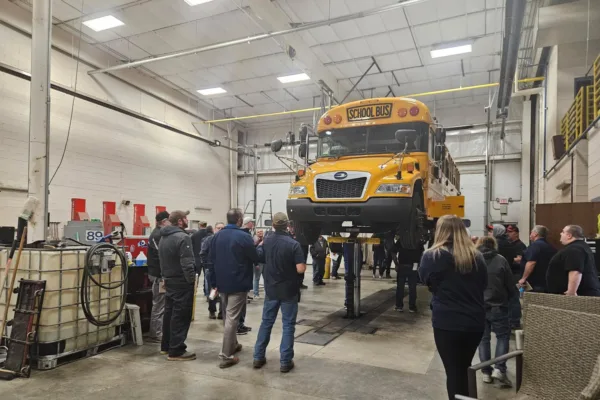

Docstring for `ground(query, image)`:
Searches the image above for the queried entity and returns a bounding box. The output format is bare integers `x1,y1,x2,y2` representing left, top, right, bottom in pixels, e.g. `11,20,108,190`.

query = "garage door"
254,182,291,227
460,172,486,238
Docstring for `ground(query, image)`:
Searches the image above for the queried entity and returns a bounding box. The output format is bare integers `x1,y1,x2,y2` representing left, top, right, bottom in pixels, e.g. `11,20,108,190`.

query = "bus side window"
429,128,435,159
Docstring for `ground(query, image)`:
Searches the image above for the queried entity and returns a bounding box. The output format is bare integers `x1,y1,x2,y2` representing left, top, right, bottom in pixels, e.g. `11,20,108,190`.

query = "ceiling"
13,0,537,124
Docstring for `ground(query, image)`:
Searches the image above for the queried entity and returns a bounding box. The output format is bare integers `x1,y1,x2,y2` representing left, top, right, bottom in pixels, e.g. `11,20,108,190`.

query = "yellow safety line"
201,77,546,124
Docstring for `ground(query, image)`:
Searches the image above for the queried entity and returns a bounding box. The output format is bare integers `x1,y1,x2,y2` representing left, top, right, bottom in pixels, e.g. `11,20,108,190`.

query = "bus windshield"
317,121,430,158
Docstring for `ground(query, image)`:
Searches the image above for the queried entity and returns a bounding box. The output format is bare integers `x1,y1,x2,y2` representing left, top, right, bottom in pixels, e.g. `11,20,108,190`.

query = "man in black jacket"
383,231,398,279
489,223,522,328
147,211,170,343
310,236,328,286
372,232,387,279
394,241,423,313
200,223,224,319
158,210,196,361
329,233,343,280
547,225,600,296
191,221,209,295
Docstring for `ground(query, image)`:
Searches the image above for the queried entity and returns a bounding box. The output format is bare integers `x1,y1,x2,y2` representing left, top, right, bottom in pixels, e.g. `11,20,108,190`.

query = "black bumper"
287,197,412,226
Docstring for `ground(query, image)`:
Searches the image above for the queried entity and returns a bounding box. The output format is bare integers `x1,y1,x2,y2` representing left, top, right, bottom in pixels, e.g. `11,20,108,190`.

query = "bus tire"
295,223,320,246
399,189,425,250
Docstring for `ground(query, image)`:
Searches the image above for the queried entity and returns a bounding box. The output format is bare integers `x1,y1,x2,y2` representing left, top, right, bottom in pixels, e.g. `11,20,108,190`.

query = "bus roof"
317,97,433,133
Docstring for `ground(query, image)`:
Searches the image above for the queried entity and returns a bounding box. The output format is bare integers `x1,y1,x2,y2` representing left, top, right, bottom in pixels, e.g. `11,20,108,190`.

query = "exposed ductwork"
496,0,527,119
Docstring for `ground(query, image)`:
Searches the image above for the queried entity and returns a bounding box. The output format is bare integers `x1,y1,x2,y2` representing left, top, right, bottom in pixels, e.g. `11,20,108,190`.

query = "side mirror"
299,125,308,143
271,139,283,153
264,220,272,227
435,128,446,144
395,129,417,143
299,143,307,158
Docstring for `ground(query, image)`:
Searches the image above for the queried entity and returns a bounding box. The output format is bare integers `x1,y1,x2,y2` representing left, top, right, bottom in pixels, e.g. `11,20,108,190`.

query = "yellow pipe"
403,83,498,99
202,107,322,124
201,77,546,124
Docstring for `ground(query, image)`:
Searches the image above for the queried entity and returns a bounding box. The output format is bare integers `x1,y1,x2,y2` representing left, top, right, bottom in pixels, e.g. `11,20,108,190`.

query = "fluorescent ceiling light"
430,43,472,59
277,73,310,84
184,0,215,5
197,87,227,96
82,15,124,32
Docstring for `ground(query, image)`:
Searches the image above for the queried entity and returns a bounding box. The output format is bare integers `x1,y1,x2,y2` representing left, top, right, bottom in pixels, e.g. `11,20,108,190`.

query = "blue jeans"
253,264,264,296
478,306,511,374
508,288,522,328
253,296,298,366
312,258,324,283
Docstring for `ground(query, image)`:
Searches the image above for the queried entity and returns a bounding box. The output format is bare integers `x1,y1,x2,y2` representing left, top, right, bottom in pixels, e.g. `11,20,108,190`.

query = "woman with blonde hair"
419,215,488,400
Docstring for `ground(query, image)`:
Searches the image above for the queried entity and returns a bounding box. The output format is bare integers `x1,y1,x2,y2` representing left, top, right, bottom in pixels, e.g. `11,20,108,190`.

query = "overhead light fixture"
430,42,473,59
197,87,227,96
277,73,311,84
82,15,124,32
184,0,215,5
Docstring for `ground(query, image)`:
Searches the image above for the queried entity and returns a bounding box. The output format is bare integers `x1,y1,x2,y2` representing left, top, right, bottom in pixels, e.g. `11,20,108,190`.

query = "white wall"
540,42,599,205
589,125,600,201
0,5,232,232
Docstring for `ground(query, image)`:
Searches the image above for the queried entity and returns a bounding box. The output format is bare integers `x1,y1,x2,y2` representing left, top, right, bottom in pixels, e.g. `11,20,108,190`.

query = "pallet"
34,334,126,370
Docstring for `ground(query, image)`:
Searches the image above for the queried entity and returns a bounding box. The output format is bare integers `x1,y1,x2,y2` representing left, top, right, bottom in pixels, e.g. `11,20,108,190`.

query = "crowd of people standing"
145,207,599,398
422,217,600,400
146,208,307,371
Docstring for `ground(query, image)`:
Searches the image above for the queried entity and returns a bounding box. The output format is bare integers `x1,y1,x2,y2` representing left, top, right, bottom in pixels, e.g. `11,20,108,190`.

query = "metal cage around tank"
0,247,127,370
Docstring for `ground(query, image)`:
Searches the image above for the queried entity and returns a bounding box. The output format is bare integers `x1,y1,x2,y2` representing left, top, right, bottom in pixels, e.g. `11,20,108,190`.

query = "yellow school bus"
282,97,463,248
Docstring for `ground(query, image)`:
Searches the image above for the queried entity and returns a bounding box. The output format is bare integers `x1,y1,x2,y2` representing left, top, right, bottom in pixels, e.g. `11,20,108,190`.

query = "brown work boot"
167,351,196,361
234,343,243,354
253,359,267,369
209,312,216,319
219,356,240,369
280,361,295,373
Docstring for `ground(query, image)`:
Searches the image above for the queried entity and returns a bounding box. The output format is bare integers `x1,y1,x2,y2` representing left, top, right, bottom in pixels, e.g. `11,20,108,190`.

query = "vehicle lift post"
329,236,379,319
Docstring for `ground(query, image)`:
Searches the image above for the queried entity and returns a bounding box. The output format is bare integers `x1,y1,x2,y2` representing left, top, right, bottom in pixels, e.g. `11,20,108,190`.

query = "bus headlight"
376,184,412,194
289,186,307,195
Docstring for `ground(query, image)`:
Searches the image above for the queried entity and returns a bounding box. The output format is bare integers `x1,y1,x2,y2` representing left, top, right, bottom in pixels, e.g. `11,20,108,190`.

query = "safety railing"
560,54,599,150
594,54,600,120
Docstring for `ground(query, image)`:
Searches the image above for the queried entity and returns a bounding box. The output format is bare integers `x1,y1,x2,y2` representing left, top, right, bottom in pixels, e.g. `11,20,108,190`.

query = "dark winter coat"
478,246,517,308
209,224,263,293
158,226,196,285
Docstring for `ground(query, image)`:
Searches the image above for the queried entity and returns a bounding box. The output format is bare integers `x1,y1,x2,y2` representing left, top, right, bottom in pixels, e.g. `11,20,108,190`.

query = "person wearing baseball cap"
146,210,170,343
158,210,196,361
209,208,262,368
253,212,306,373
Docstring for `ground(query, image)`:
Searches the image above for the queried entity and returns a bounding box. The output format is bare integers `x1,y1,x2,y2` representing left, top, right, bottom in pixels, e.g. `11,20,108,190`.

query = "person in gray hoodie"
158,210,196,361
475,236,517,388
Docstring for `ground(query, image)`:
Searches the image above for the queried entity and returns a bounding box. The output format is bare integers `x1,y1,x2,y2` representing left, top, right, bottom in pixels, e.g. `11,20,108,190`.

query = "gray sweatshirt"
478,246,517,308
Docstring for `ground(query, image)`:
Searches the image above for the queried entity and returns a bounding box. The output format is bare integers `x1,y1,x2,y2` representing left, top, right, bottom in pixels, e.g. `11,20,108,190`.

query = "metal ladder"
243,199,273,228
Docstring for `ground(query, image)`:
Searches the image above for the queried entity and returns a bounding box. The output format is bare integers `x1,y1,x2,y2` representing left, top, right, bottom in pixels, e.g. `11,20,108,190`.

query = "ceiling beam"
87,0,426,76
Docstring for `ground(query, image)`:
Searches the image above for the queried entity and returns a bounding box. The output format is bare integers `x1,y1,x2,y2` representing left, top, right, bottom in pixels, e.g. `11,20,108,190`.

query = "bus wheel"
399,190,425,249
295,223,320,245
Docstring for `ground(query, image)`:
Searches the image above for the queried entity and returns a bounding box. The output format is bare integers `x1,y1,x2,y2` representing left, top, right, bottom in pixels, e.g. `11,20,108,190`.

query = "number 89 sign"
86,230,104,242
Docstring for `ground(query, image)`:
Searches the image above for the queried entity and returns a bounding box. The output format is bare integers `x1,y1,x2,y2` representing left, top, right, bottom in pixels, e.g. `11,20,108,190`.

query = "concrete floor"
3,267,518,400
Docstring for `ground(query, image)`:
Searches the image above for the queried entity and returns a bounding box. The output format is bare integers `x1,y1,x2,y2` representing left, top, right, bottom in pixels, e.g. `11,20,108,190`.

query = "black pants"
208,296,221,313
433,328,483,400
331,254,343,277
396,266,417,309
161,283,194,357
300,245,309,285
383,250,395,277
373,250,386,276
